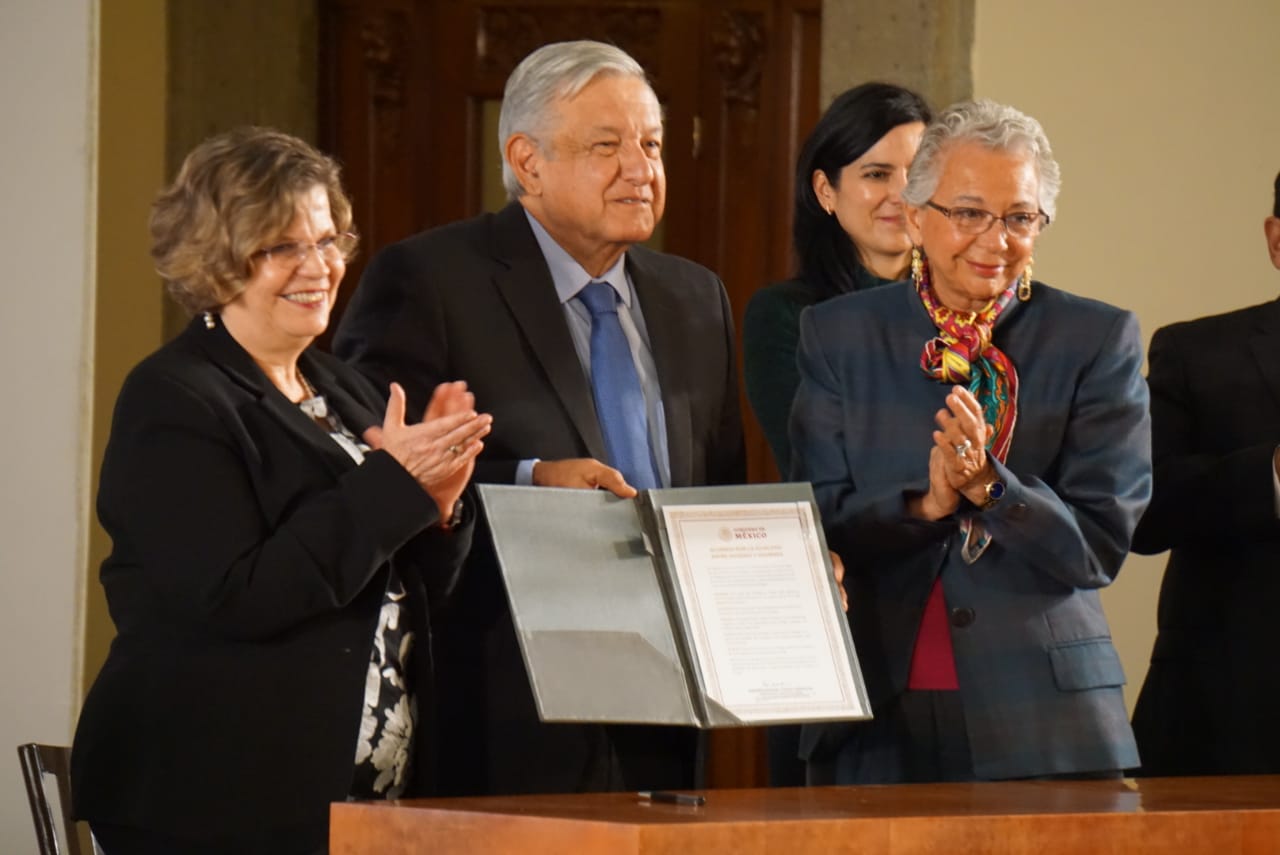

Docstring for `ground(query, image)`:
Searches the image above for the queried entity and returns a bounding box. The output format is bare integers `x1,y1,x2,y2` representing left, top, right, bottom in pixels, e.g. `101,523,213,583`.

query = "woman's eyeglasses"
925,201,1049,238
254,232,358,268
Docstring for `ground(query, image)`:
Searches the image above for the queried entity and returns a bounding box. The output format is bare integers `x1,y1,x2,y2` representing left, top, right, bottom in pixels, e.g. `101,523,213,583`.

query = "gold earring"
202,311,216,329
1018,258,1033,302
911,247,924,287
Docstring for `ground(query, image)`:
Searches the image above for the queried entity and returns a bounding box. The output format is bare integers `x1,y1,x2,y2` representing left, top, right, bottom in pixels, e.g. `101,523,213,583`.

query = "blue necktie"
577,281,660,490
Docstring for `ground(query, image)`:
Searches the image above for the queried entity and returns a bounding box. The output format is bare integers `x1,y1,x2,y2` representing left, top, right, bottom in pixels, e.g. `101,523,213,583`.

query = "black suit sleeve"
98,364,444,641
1131,324,1280,553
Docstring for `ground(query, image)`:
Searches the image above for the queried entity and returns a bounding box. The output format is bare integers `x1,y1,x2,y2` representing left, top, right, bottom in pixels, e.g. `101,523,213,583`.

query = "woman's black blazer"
72,316,470,838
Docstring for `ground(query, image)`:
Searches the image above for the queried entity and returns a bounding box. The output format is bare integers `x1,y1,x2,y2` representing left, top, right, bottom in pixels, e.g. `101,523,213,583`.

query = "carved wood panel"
319,0,821,787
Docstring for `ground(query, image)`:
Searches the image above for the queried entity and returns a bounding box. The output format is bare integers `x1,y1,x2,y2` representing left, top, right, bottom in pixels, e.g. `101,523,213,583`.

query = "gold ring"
447,444,461,455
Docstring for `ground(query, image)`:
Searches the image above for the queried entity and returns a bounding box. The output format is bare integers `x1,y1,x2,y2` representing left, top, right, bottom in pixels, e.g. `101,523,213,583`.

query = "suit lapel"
629,248,691,487
489,204,607,460
1248,298,1280,409
190,320,358,478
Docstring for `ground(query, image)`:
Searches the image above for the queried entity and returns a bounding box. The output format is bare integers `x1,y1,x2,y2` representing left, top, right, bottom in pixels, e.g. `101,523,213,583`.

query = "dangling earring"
1017,258,1033,302
911,247,924,287
202,311,216,329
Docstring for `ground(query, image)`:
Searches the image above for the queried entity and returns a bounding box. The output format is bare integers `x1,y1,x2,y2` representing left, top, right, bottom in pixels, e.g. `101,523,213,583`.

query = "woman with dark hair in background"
744,82,931,478
742,82,930,785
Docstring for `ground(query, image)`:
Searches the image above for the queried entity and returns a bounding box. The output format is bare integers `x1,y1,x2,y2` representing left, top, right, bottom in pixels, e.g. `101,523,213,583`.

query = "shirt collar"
525,209,631,307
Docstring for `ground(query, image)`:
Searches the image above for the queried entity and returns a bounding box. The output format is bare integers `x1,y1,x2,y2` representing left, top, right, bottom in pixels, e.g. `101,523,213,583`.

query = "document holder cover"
477,485,700,725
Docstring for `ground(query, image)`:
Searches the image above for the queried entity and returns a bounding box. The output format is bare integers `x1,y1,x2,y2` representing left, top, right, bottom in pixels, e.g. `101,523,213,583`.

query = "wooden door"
319,0,821,787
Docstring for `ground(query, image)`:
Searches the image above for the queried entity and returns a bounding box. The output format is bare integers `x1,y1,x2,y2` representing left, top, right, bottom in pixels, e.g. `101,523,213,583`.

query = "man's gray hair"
903,99,1061,222
499,40,649,199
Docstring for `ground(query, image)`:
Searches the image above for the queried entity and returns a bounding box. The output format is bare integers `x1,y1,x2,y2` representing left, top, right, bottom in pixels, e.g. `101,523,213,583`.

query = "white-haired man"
334,40,745,796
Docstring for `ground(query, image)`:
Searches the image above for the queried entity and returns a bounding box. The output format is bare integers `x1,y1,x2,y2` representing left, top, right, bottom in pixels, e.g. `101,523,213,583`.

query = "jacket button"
1007,503,1029,520
950,607,976,628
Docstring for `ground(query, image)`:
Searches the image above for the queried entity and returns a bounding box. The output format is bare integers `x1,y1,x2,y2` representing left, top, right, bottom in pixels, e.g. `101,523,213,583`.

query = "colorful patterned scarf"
917,261,1019,462
916,258,1019,561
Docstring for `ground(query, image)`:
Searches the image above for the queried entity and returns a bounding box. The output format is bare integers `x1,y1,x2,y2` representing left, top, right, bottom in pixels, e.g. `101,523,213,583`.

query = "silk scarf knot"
917,266,1019,461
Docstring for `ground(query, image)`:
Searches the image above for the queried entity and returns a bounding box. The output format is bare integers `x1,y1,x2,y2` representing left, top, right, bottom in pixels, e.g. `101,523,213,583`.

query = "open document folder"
477,482,871,728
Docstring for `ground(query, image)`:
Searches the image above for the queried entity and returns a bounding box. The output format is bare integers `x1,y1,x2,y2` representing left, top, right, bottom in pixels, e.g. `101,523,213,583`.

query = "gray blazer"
790,280,1150,779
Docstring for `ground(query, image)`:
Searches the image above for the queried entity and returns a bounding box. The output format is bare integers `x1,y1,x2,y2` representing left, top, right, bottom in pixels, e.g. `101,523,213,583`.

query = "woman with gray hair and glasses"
790,99,1151,783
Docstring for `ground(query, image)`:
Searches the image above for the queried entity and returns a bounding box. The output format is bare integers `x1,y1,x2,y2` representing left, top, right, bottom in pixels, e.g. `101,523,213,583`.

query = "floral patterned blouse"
299,390,417,799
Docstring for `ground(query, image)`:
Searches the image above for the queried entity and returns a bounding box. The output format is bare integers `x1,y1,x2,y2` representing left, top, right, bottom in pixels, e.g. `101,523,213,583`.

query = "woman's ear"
505,134,543,197
905,204,924,246
811,169,834,215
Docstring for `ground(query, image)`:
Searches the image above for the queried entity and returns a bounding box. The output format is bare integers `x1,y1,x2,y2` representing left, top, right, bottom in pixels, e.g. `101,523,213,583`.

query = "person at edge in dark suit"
332,40,746,796
742,82,931,786
791,100,1151,784
1129,171,1280,776
71,127,492,855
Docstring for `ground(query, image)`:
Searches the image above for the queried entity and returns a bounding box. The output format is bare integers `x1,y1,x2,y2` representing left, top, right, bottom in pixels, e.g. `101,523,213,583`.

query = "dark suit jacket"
791,281,1150,779
72,317,471,841
1130,298,1280,775
332,202,745,795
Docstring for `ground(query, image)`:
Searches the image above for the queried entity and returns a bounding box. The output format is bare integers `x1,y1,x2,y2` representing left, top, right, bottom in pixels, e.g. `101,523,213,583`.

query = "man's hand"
830,550,848,612
532,458,638,498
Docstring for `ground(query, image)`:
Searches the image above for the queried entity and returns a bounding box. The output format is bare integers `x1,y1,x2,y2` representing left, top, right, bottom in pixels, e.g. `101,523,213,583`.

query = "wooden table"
330,776,1280,854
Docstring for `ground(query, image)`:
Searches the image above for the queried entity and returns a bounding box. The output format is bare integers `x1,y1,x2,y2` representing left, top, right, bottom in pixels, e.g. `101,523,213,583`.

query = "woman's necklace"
297,371,342,434
296,371,372,464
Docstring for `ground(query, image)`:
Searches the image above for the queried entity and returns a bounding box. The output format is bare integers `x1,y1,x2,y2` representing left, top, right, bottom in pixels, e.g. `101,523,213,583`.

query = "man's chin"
607,220,658,245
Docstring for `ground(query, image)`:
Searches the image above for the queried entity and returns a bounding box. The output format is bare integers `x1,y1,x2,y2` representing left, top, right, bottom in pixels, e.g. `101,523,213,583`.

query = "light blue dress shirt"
516,210,670,488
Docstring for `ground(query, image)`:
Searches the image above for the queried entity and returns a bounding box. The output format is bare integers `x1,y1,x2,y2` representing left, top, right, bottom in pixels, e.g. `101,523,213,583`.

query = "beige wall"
0,1,97,849
974,0,1280,709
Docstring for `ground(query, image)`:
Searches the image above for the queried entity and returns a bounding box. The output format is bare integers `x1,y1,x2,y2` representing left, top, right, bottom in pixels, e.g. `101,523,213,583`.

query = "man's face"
520,74,665,274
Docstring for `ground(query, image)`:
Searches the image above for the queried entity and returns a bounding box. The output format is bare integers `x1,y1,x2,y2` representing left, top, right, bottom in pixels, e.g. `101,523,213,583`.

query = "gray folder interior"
478,485,700,725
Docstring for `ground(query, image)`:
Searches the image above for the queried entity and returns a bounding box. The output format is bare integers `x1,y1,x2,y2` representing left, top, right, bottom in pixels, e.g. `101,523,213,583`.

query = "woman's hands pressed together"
910,385,997,521
933,385,997,507
364,381,493,523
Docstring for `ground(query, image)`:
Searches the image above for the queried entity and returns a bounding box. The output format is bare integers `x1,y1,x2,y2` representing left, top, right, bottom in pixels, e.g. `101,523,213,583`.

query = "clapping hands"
363,381,492,523
911,385,995,521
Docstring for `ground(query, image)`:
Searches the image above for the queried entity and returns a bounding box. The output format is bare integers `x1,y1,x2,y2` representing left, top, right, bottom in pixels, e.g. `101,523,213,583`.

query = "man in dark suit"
333,40,745,796
1130,172,1280,775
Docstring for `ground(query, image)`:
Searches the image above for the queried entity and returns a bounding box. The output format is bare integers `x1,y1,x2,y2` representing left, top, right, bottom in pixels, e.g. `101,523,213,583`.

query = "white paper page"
661,501,867,723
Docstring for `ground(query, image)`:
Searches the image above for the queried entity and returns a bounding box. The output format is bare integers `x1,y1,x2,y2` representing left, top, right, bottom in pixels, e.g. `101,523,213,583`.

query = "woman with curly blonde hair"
72,127,492,854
